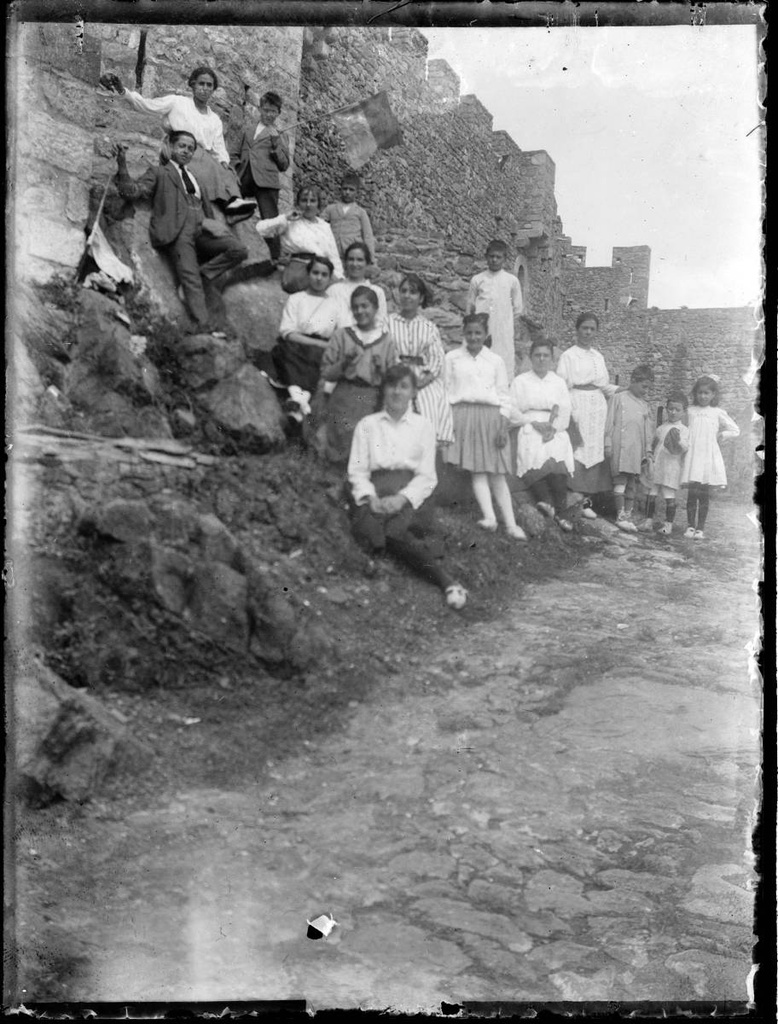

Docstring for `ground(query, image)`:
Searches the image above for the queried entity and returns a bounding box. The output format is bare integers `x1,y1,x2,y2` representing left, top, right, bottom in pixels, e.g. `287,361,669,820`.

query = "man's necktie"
180,167,196,196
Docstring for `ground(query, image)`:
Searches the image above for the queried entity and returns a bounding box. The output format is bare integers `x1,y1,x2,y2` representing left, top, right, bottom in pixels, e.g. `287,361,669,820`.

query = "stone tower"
611,246,652,309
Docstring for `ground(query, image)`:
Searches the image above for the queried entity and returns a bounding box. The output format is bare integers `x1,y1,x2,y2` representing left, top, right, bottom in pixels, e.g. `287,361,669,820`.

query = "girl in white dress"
645,390,690,535
680,376,740,540
509,338,575,531
99,65,253,219
388,274,454,447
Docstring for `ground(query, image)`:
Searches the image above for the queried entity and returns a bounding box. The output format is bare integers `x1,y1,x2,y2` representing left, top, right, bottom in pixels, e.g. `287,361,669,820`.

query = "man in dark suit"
116,131,248,335
229,91,290,263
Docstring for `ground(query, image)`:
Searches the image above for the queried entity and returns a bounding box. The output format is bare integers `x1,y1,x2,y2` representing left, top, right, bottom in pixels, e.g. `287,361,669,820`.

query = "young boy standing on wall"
230,91,290,263
321,173,377,262
466,240,523,379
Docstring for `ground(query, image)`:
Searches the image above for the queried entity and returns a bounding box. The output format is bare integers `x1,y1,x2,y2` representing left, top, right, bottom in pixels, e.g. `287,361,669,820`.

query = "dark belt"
371,468,414,497
572,384,599,390
289,251,316,263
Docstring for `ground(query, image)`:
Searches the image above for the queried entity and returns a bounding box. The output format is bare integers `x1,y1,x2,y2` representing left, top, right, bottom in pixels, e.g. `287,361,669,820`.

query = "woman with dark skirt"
318,286,398,463
348,365,467,610
555,312,619,518
274,256,340,393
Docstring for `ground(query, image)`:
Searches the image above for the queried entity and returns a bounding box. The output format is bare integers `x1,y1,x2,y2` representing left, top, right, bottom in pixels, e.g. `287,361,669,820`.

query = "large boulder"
223,276,287,355
178,333,247,391
13,655,149,805
200,363,286,451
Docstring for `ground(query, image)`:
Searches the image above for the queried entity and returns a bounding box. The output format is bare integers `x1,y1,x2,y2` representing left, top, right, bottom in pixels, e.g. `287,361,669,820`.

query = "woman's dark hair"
350,284,379,311
486,239,508,256
691,375,720,406
342,172,360,187
463,312,489,331
530,337,554,356
380,363,417,399
295,184,321,206
188,66,219,90
261,90,282,109
344,241,372,264
630,363,654,384
306,255,334,276
399,273,431,308
575,311,600,330
666,390,688,409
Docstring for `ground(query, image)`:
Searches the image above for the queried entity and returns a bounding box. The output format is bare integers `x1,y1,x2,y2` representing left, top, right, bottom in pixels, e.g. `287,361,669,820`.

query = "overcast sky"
421,26,762,311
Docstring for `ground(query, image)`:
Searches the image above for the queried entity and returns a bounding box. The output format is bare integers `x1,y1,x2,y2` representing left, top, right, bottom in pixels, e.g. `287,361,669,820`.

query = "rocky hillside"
10,261,568,810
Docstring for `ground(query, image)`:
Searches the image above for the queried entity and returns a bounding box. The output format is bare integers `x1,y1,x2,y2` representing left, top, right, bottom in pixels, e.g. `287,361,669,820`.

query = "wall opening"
604,298,610,312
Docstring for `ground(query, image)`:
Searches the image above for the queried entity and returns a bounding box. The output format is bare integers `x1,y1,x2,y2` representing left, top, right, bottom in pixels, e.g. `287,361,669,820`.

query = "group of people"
102,64,741,611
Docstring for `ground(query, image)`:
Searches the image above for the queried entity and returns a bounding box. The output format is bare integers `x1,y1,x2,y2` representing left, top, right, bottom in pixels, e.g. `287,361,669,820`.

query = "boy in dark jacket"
230,91,290,262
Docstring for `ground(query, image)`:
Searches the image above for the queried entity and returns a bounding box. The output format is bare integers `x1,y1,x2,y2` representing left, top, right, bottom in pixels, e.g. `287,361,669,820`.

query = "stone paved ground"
15,504,760,1010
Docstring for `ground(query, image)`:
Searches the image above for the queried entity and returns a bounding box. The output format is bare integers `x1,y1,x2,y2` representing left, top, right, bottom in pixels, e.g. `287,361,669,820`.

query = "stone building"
9,20,760,492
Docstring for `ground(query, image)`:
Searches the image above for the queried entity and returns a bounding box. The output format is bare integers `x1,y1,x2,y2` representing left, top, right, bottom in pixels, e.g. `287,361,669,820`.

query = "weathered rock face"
62,290,172,438
178,333,247,391
73,489,323,669
13,655,149,805
201,363,286,451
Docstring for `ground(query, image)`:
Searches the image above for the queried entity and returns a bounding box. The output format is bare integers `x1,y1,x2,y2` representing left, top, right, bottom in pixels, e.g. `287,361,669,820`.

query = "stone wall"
293,27,560,263
10,22,304,283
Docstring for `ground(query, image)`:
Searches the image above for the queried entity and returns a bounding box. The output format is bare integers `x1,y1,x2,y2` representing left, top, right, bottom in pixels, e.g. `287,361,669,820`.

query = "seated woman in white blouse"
256,184,343,289
273,255,340,394
348,365,468,610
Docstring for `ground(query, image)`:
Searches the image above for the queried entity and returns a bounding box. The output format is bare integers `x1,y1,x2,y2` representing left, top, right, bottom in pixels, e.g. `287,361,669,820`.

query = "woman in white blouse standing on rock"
99,65,255,222
555,312,619,518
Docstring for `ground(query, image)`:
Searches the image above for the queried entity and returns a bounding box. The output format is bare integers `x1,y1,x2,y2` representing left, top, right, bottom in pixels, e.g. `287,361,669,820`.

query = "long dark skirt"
272,338,324,394
188,148,240,205
568,458,612,495
324,381,380,463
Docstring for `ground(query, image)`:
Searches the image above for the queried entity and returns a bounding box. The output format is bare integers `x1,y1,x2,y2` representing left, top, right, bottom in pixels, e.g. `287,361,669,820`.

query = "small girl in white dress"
645,390,690,535
680,376,740,540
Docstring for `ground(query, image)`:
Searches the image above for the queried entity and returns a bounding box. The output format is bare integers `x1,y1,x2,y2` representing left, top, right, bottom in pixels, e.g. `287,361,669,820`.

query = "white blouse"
255,214,344,280
122,90,230,164
348,409,437,510
445,346,511,416
279,291,340,340
555,344,618,396
509,370,571,429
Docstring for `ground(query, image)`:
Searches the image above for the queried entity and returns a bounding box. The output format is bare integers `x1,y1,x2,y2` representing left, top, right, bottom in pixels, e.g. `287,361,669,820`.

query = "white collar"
379,408,413,425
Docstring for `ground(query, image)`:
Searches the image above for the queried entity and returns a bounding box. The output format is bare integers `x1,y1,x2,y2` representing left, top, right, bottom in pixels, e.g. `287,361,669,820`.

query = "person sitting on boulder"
100,65,256,224
115,133,248,336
